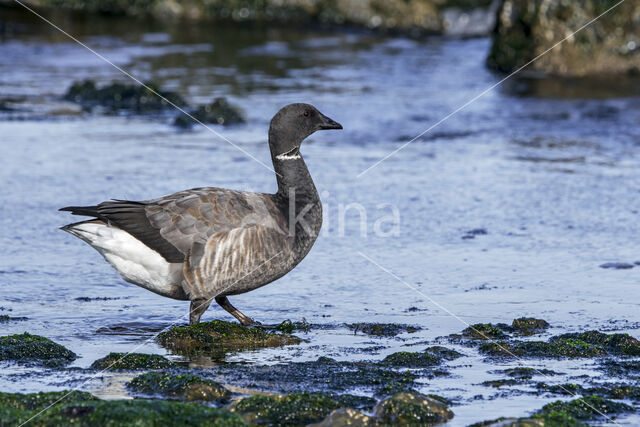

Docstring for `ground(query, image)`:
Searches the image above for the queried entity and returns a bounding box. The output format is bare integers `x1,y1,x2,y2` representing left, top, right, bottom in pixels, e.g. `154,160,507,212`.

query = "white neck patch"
276,152,301,161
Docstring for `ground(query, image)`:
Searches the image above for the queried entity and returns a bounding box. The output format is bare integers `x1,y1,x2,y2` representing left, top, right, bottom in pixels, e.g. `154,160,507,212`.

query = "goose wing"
61,188,289,265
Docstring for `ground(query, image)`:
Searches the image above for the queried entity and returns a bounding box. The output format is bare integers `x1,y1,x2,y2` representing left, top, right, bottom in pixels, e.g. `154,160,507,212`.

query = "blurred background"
1,0,639,424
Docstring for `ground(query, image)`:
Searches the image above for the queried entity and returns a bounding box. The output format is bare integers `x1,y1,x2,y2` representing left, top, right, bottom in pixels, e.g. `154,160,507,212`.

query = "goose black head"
269,103,342,160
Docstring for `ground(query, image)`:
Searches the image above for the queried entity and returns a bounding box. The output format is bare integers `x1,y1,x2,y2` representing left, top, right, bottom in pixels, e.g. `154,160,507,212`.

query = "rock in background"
487,0,640,76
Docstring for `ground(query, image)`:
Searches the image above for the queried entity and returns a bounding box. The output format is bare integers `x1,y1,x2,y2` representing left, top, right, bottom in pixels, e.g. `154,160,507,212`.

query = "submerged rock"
231,392,358,425
374,392,454,425
488,0,640,76
600,262,635,270
537,382,640,401
90,352,175,370
535,395,633,423
63,80,187,113
494,367,561,380
127,371,230,402
345,322,420,337
0,333,76,366
0,390,244,426
156,320,300,357
173,97,246,128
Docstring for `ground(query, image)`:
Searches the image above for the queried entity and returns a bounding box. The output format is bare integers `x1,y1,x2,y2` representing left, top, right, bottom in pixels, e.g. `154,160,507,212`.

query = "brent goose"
60,103,342,325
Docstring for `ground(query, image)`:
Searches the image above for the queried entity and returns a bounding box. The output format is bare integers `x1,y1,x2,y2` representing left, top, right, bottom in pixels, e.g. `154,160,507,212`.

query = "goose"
60,103,342,325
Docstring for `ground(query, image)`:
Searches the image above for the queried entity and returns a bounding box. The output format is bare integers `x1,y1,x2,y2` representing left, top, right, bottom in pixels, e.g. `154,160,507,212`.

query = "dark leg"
215,296,257,326
189,298,212,325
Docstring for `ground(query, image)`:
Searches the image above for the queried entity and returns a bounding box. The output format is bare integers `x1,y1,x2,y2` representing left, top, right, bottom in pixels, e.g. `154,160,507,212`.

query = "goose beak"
318,113,343,130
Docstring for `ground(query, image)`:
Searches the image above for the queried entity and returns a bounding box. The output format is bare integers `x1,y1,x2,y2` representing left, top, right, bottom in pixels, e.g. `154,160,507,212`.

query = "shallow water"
1,7,639,425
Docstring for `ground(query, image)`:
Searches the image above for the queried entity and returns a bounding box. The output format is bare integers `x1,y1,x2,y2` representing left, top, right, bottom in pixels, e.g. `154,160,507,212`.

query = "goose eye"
303,111,310,117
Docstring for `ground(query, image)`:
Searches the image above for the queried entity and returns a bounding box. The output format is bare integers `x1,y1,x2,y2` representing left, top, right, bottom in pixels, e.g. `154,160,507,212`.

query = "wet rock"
90,352,175,370
231,392,354,425
0,390,244,426
459,323,510,340
488,0,640,77
310,407,375,427
600,262,635,270
535,395,633,423
0,333,76,367
212,357,418,396
600,359,640,378
374,392,454,425
381,346,462,368
345,322,420,337
494,367,561,380
156,320,300,357
0,315,28,323
461,228,488,239
173,97,246,128
511,317,549,335
480,330,640,358
537,382,640,401
470,417,543,427
127,371,230,402
63,80,187,114
480,379,520,388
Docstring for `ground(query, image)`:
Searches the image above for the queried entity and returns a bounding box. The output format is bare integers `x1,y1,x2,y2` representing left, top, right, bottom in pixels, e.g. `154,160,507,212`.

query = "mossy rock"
600,359,640,378
380,346,462,368
497,367,561,380
310,407,375,427
63,80,187,113
511,318,550,335
534,395,633,422
127,371,230,402
156,320,300,356
345,323,420,337
374,392,454,425
0,391,245,426
469,417,544,427
479,330,640,358
0,333,76,366
90,352,175,370
174,97,246,128
231,392,350,425
537,382,640,401
460,323,510,340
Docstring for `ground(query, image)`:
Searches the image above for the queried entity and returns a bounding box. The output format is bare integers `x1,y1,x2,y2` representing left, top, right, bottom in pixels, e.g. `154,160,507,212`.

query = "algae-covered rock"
127,371,230,402
0,390,245,426
381,346,462,368
537,382,640,401
63,80,187,113
374,392,454,425
534,395,633,423
511,318,549,334
174,97,246,128
90,352,175,370
310,407,375,427
600,359,640,378
460,323,510,340
488,0,640,76
495,367,561,380
480,330,640,358
0,333,76,366
231,392,350,425
157,319,300,356
469,417,544,427
346,322,420,337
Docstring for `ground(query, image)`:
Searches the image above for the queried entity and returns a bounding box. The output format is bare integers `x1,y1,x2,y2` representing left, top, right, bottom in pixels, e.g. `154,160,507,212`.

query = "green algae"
479,330,640,358
90,352,175,370
345,322,420,337
63,80,187,113
381,346,462,368
231,393,348,425
374,392,454,425
173,97,245,128
0,333,76,366
156,320,300,357
534,395,633,422
0,391,245,426
127,371,230,402
311,407,374,427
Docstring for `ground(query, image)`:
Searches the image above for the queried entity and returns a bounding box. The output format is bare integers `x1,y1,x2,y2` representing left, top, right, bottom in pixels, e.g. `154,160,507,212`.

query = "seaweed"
0,333,76,367
90,352,175,370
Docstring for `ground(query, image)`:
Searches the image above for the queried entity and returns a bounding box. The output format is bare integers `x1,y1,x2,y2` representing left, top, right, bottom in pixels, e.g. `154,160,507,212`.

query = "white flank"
65,222,183,297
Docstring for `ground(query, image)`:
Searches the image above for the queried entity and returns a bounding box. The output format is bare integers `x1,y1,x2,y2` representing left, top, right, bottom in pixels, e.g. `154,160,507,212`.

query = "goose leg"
215,296,257,326
189,298,212,325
